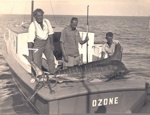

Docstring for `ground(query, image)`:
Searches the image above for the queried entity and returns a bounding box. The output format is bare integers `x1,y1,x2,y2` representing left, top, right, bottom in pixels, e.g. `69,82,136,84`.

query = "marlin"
23,43,129,82
55,60,129,82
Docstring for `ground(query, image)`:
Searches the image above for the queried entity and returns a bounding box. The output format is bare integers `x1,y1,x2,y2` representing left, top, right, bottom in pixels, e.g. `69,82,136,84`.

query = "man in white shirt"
100,32,123,61
28,8,55,79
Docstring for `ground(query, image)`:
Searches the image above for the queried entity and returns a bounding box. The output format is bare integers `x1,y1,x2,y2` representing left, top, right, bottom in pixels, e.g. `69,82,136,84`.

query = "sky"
0,0,150,16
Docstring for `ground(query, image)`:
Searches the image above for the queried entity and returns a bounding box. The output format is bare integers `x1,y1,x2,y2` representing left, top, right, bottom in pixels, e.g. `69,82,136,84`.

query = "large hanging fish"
55,43,129,81
56,59,129,81
27,58,129,83
23,43,129,82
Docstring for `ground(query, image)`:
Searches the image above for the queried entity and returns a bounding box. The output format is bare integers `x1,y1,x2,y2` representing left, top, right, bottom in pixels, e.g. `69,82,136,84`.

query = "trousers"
33,37,55,74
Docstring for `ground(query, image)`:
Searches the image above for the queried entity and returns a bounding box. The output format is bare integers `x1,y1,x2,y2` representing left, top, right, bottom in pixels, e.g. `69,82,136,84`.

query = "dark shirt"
60,25,82,57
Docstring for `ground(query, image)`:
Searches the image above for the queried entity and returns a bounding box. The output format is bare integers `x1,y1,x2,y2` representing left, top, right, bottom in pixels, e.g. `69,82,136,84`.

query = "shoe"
30,78,36,83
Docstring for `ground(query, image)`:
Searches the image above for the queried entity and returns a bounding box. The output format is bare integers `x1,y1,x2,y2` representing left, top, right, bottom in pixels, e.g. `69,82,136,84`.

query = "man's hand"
83,34,89,44
85,34,89,42
64,55,68,62
80,34,89,45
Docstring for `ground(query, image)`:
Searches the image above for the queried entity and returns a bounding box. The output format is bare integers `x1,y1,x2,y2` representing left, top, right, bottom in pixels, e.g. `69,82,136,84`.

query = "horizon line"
1,14,149,17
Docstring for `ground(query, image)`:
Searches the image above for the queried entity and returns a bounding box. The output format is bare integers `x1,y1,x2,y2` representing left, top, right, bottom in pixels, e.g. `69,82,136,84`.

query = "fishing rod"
86,5,89,63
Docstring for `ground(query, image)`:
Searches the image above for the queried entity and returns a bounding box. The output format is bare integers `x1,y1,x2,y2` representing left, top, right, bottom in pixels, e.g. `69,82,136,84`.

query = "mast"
86,5,89,63
31,0,34,22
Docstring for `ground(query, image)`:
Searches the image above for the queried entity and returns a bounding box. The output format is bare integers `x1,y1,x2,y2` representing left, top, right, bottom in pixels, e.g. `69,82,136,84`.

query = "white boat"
2,0,150,114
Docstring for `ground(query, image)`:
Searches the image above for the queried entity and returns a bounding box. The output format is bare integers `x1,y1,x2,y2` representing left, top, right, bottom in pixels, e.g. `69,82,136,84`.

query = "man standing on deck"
100,32,123,61
60,17,89,69
28,8,55,83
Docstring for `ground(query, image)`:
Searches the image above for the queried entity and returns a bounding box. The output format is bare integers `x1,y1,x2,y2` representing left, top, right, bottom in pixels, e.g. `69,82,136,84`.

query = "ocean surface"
0,15,150,114
0,54,36,114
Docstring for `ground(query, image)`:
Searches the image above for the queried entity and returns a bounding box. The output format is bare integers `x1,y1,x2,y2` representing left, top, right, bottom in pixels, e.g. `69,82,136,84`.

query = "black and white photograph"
0,0,150,114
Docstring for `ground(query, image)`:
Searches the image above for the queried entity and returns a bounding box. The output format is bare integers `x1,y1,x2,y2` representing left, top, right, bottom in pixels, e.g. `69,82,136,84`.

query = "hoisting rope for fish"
23,71,57,103
23,55,57,102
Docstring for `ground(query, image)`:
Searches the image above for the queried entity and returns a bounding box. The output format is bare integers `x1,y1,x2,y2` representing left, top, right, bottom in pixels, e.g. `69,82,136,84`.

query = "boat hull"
8,65,147,114
7,61,147,114
2,29,149,114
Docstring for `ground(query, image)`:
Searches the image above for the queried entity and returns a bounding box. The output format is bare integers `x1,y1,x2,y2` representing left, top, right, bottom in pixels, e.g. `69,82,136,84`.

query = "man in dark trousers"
28,8,55,83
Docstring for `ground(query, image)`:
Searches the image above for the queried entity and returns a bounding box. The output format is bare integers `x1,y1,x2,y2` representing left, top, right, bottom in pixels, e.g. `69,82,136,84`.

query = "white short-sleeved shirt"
101,40,120,58
28,18,54,43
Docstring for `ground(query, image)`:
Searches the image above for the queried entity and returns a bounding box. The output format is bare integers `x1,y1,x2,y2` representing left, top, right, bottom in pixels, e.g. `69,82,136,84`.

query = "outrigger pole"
86,5,89,63
31,0,34,22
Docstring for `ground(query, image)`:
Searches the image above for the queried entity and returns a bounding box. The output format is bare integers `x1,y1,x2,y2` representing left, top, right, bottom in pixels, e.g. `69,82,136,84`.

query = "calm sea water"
0,15,150,113
0,54,35,114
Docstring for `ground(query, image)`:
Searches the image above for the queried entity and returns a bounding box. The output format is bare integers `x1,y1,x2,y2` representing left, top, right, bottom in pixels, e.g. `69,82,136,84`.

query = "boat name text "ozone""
92,97,119,107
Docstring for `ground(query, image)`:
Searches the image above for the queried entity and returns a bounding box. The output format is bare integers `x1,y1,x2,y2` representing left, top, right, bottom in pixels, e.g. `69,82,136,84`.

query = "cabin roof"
8,23,87,34
9,25,28,34
9,25,66,34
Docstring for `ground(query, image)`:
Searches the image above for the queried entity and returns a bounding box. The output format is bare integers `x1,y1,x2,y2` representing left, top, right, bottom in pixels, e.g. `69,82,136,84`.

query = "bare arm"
110,43,123,61
60,42,68,62
60,28,68,62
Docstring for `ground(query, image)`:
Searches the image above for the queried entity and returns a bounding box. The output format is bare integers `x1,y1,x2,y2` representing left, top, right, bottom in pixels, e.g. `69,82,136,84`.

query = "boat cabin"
4,24,100,73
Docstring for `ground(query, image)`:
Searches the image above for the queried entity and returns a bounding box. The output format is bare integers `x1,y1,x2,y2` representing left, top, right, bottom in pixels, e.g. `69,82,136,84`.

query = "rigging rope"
48,0,58,25
23,0,28,23
7,0,16,28
3,0,16,37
